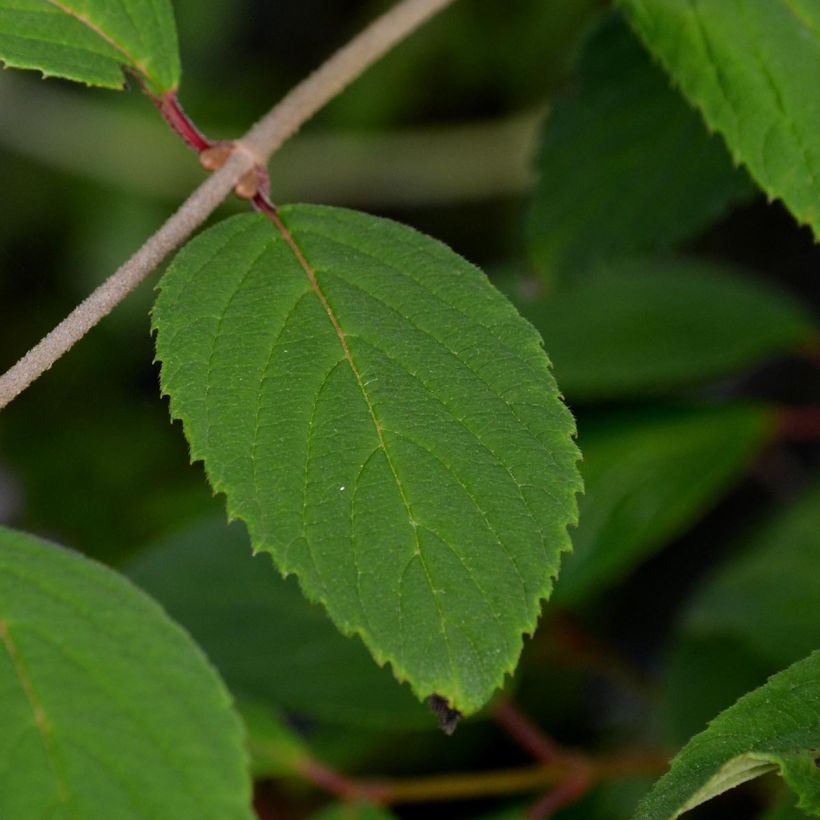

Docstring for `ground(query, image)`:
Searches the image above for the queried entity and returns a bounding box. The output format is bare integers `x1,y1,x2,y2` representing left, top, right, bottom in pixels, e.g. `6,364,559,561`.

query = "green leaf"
527,15,754,280
0,526,252,819
127,518,431,729
553,403,774,605
635,651,820,819
152,206,582,716
620,0,820,239
310,804,397,820
663,484,820,744
0,0,180,93
236,700,310,779
516,257,814,401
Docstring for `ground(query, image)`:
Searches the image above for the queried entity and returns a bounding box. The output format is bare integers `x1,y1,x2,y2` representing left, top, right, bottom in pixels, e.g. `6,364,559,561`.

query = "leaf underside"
0,0,180,92
636,650,820,818
152,205,582,716
0,526,252,820
620,0,820,240
664,482,820,745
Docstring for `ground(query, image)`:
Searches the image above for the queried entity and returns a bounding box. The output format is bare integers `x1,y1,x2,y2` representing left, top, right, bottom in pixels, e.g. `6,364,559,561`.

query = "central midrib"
0,616,72,810
267,210,458,694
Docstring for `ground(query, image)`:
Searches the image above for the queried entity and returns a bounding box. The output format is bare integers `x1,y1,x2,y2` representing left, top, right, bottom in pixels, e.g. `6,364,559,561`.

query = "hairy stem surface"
0,0,458,410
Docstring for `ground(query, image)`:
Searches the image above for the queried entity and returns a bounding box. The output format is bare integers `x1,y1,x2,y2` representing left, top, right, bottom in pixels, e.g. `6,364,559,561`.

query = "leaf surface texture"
0,526,252,819
636,651,820,818
0,0,180,91
152,206,582,715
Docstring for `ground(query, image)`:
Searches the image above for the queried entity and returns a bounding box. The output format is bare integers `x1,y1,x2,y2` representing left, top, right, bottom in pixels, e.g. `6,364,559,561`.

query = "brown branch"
0,0,458,410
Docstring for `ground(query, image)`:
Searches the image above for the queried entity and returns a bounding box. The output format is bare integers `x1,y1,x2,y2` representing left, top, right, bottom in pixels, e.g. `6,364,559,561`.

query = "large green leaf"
127,518,431,728
152,206,582,716
635,651,820,819
663,484,820,745
553,404,774,605
0,526,252,819
620,0,820,239
527,16,754,280
0,0,180,92
516,257,814,401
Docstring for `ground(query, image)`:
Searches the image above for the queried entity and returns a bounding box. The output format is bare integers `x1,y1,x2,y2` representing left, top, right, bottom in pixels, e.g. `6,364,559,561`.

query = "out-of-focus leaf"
152,206,582,716
621,0,820,239
635,651,820,819
127,517,431,729
554,404,774,605
0,0,180,92
517,257,814,401
663,484,820,744
310,804,396,820
527,16,753,280
0,527,252,819
237,700,310,780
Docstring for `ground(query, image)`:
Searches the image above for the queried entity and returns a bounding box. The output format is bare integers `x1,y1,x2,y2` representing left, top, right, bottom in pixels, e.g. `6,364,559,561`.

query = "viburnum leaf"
152,206,582,717
310,804,397,820
527,15,754,280
515,257,814,401
0,526,252,819
620,0,820,239
127,517,431,729
0,0,180,93
636,651,820,818
554,403,774,605
663,483,820,745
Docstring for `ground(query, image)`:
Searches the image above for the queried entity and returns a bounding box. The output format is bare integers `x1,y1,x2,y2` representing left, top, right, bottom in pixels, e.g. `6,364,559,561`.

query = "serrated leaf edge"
152,209,582,715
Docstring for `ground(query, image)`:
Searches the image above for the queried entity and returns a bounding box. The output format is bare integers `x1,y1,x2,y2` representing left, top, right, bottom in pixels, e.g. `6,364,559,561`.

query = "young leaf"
635,651,820,819
663,484,820,744
553,403,774,605
0,526,252,819
0,0,180,93
620,0,820,239
527,15,754,280
152,206,582,717
516,257,814,401
127,518,431,729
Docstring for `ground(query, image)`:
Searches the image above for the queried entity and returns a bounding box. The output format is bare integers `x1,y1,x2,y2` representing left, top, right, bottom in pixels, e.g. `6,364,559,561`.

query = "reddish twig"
494,699,563,764
151,90,214,153
527,769,591,819
777,407,820,440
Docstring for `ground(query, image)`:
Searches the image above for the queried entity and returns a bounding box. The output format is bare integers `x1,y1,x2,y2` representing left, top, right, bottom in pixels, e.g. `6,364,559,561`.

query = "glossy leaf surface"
621,0,820,238
0,0,180,92
152,206,582,715
0,527,252,819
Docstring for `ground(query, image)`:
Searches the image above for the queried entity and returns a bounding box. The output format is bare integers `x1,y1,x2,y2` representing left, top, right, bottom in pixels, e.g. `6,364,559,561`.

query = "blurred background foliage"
1,1,819,817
